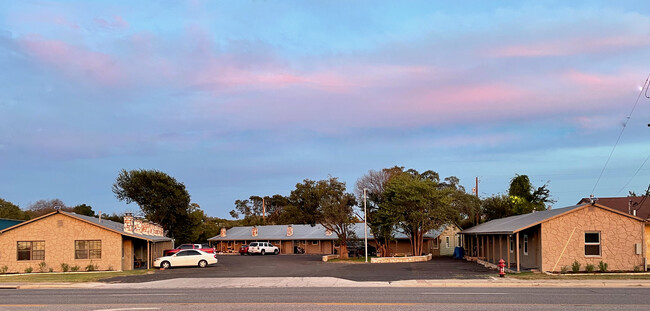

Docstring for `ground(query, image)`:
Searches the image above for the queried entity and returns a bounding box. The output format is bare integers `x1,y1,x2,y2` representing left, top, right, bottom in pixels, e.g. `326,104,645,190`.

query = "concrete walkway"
6,277,650,289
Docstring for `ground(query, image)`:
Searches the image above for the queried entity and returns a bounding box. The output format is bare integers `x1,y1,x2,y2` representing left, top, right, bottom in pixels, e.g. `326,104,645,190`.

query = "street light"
363,188,368,263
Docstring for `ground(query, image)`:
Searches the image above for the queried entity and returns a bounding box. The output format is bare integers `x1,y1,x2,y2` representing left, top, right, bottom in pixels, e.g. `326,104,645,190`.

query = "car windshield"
179,245,192,249
250,243,258,246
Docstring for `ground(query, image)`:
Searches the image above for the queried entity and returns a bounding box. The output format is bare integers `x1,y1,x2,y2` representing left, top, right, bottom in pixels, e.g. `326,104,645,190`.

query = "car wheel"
161,261,171,269
198,260,208,268
261,250,266,256
240,253,245,255
274,249,279,255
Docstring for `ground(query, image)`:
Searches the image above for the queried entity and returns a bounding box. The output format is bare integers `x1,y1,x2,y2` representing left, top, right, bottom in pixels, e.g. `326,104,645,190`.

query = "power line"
591,74,650,196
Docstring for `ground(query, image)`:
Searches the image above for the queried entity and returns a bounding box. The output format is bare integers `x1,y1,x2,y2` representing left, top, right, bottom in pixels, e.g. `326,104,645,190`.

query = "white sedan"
153,249,218,269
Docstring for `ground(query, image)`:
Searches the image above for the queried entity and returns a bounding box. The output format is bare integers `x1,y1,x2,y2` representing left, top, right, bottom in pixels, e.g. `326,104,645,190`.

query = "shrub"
598,261,608,272
634,266,641,272
560,266,569,274
0,266,8,274
85,264,97,272
24,267,33,273
38,262,47,273
107,265,114,271
71,265,80,272
571,260,581,273
61,263,70,272
586,263,595,273
48,268,53,273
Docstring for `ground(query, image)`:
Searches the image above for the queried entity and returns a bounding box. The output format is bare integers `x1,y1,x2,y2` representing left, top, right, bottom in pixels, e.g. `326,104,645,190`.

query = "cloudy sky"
1,1,650,218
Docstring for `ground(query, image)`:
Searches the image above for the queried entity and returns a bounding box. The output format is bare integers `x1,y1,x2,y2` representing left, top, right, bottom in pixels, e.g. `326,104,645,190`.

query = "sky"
1,1,650,219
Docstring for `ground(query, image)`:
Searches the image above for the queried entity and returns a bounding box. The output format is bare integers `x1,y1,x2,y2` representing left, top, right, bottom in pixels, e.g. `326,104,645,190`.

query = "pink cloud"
19,36,124,85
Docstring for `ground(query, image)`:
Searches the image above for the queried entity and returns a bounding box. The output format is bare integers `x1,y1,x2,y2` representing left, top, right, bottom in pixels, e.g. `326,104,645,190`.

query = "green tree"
0,198,30,220
289,177,357,259
383,170,458,256
72,204,95,217
112,169,193,243
482,174,554,222
355,166,403,257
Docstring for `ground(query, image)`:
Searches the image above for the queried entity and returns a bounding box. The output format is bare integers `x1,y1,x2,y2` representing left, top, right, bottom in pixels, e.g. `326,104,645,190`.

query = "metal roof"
208,223,451,241
460,205,584,235
61,211,172,242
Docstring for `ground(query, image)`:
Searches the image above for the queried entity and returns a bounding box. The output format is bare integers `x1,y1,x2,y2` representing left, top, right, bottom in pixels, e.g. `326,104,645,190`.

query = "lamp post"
363,188,368,263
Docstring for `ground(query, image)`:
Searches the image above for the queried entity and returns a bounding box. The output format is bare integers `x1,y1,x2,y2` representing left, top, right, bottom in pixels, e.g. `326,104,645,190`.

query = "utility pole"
474,177,479,225
262,197,266,223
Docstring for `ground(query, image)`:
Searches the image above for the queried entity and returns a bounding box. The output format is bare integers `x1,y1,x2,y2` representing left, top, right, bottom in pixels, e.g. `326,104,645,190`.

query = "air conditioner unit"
635,243,642,255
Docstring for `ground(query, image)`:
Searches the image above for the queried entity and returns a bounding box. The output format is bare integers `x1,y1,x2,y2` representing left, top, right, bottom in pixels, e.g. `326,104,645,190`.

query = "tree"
482,174,555,222
26,199,71,218
112,169,193,243
0,198,30,220
383,170,458,256
72,204,95,217
355,166,403,256
289,177,357,259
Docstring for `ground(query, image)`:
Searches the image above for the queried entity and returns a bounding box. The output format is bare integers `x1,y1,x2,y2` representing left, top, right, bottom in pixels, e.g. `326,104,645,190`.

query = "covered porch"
462,225,542,272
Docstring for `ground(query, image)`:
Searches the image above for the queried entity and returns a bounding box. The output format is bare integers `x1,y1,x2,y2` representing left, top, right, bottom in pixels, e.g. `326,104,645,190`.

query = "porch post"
492,236,496,263
499,235,502,262
507,235,511,268
146,241,151,269
516,232,520,272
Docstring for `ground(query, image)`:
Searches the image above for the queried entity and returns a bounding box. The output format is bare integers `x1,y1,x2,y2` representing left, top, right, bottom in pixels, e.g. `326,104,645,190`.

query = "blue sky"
1,1,650,218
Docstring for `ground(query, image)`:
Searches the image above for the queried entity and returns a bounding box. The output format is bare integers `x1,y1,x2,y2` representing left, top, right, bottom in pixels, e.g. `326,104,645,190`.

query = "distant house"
208,223,461,256
0,218,24,231
0,211,172,273
577,197,650,264
460,203,645,272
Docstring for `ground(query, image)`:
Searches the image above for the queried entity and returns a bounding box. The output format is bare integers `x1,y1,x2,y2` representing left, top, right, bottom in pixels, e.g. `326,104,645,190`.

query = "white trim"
584,231,601,257
445,236,450,248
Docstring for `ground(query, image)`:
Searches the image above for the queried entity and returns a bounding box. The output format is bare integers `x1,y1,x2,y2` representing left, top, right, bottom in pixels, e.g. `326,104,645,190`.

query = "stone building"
0,210,172,273
460,203,645,272
208,223,460,256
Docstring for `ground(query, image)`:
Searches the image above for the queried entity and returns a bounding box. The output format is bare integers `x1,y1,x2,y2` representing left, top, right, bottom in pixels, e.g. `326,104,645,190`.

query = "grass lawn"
0,270,152,283
507,272,650,280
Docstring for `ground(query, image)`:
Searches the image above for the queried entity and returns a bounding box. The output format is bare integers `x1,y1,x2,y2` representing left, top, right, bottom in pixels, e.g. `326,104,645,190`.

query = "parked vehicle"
334,241,377,257
163,244,215,256
239,244,249,255
248,242,279,255
153,249,218,269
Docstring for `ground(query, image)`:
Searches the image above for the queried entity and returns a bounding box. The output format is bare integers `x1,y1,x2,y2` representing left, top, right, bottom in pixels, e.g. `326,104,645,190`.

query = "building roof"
460,203,644,235
577,196,650,219
208,223,454,241
0,211,172,242
0,218,24,231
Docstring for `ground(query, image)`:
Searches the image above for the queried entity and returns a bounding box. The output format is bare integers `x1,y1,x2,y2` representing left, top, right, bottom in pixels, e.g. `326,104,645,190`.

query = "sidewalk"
6,277,650,289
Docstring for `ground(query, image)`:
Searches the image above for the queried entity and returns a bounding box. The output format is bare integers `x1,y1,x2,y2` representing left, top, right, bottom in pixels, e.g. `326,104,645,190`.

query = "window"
585,232,601,256
456,235,462,247
312,240,319,245
17,241,45,261
523,235,528,255
75,240,101,259
509,235,514,253
445,236,450,248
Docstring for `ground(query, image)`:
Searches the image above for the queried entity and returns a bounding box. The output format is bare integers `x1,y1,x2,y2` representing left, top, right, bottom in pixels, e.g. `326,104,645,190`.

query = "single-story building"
578,196,650,262
0,210,172,273
460,203,645,272
208,223,461,256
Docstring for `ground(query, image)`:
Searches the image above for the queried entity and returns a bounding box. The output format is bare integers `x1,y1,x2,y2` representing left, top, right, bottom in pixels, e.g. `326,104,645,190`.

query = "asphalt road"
104,255,495,283
2,287,650,311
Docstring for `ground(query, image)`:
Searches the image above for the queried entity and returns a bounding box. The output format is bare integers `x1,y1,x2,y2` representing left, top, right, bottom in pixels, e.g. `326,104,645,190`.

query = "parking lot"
103,255,494,283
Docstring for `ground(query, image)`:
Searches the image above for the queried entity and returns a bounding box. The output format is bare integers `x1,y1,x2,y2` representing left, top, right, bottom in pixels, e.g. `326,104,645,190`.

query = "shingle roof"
208,223,451,241
460,205,584,235
577,197,650,219
61,211,172,242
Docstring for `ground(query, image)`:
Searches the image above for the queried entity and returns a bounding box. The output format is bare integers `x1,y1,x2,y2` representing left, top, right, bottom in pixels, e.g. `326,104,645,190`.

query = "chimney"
123,213,134,233
98,211,102,223
220,228,227,237
134,218,143,234
252,227,258,237
325,229,332,236
286,225,293,237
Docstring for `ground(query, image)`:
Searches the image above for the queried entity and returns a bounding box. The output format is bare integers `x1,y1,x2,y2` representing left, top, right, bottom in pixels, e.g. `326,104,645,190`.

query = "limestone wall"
541,205,644,272
0,213,123,273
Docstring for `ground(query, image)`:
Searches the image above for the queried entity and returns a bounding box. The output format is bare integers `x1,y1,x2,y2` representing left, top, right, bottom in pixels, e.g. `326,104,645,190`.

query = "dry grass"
0,270,151,283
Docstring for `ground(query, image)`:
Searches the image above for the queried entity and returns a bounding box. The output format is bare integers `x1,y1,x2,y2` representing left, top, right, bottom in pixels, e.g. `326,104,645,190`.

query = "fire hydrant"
498,259,506,277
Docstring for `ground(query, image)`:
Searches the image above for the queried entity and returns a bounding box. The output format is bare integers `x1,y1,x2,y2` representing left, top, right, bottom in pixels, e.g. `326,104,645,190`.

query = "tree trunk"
339,244,349,259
